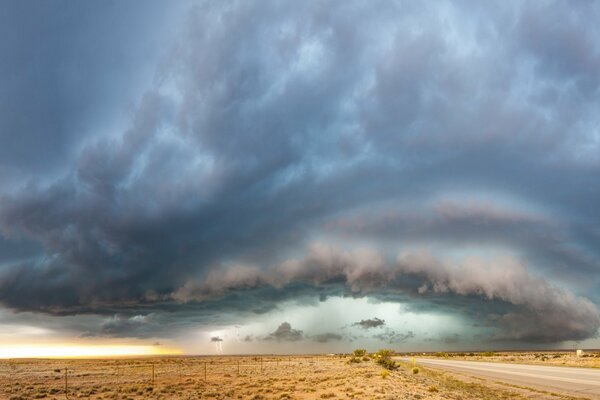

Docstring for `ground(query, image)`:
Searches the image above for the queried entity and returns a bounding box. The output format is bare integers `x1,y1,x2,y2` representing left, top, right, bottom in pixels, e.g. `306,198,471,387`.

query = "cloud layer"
1,0,600,347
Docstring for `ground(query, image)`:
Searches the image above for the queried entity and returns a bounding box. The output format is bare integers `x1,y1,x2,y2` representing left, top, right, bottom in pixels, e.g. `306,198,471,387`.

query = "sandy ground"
413,351,600,369
0,355,591,399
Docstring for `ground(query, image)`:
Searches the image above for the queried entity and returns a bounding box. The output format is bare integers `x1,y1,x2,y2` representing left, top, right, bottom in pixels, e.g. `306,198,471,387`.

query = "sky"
1,0,600,356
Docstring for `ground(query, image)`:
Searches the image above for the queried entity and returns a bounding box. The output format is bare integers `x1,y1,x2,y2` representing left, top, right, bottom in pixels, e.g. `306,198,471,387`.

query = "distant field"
413,351,600,369
0,354,591,399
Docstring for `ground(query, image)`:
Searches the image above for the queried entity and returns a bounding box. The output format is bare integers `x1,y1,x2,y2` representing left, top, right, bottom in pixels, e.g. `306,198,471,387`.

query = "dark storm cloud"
353,318,385,330
0,0,600,345
0,0,178,175
174,243,600,342
210,336,223,342
311,333,343,343
265,322,304,342
373,329,415,344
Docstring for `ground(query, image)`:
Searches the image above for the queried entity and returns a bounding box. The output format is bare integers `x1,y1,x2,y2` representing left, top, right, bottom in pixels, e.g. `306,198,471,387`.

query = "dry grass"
0,355,585,399
418,351,600,369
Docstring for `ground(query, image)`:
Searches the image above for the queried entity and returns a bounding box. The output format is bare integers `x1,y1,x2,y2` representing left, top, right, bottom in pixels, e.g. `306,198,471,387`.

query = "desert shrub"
481,351,495,357
374,349,399,370
377,357,398,370
427,386,439,392
374,349,395,358
435,352,448,358
412,367,420,374
380,369,390,379
347,357,361,364
352,349,367,357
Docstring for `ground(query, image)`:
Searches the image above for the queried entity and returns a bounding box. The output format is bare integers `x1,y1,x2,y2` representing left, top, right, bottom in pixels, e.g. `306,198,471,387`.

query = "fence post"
64,367,68,399
204,362,207,382
152,362,155,388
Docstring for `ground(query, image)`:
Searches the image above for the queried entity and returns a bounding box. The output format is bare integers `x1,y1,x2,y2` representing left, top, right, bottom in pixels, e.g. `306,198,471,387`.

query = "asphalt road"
400,358,600,398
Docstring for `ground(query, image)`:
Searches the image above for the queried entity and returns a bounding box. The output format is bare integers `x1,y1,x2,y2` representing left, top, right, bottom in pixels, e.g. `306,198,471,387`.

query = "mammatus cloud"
353,318,385,330
265,322,304,342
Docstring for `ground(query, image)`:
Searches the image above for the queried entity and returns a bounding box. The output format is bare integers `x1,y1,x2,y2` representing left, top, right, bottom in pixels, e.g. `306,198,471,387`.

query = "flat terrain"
405,358,600,399
0,355,593,400
418,351,600,369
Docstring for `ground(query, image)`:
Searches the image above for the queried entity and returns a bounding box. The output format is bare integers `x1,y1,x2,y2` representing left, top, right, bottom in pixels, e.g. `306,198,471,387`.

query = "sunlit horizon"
0,344,182,359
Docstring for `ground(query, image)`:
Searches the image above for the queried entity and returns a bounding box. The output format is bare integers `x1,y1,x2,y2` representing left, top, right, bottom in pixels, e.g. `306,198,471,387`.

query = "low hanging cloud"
210,336,223,342
311,332,343,343
174,243,600,343
396,252,600,342
373,329,415,344
353,317,385,329
265,322,304,342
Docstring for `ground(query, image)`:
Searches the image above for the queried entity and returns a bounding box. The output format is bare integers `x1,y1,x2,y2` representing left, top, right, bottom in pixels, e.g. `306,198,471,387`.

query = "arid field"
421,350,600,368
0,353,594,400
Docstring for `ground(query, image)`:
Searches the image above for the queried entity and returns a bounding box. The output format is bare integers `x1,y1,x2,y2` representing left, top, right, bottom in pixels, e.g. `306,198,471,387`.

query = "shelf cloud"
1,0,600,350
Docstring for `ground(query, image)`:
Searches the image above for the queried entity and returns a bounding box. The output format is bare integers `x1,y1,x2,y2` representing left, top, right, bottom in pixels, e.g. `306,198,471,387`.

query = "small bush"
412,367,420,374
427,386,438,392
362,356,370,361
380,369,390,379
352,349,367,357
347,357,361,364
374,349,395,358
373,349,399,370
377,357,399,370
481,351,495,357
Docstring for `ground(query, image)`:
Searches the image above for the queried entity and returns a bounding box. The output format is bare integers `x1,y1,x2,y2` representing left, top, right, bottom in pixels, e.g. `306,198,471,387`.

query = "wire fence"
0,355,346,398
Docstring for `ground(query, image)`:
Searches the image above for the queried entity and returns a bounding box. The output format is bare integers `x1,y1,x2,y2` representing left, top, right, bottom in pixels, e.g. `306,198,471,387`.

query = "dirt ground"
417,351,600,368
0,355,591,400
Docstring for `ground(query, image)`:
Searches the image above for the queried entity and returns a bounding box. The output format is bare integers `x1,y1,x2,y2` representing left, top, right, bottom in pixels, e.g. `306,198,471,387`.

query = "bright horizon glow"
0,344,182,359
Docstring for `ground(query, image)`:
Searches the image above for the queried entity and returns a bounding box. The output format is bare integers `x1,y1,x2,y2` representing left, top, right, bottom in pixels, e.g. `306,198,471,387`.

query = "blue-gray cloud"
0,0,600,345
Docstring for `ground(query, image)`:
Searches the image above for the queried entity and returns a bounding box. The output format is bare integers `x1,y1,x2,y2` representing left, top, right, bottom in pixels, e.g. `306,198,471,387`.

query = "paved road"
399,358,600,398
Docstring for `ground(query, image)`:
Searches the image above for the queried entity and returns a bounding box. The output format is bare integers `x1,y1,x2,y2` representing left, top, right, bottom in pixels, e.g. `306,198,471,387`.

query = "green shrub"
377,357,398,370
352,349,367,357
412,367,420,374
374,349,395,359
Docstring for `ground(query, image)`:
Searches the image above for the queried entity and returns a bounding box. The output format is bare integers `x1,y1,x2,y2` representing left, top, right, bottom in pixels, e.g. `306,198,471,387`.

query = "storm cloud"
353,318,386,330
311,333,343,343
265,322,304,342
1,0,600,349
